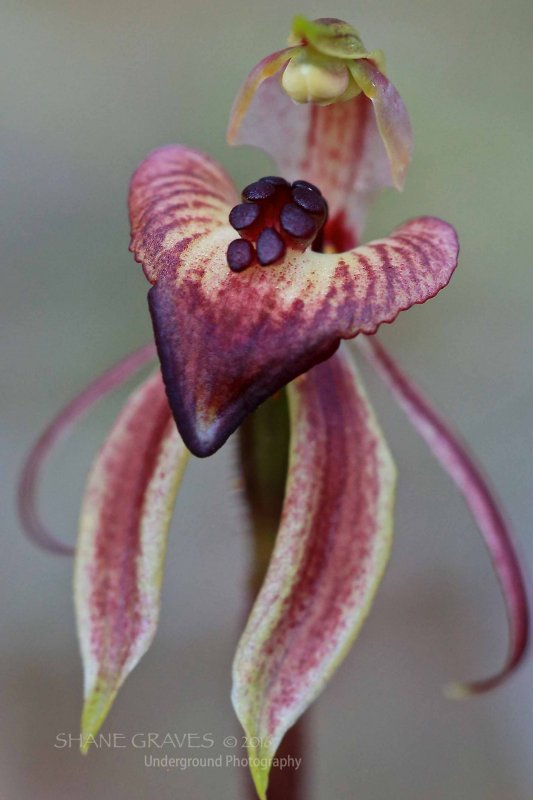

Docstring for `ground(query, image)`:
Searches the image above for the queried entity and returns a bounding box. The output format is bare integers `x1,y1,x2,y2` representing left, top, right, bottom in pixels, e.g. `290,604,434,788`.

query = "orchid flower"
18,15,528,800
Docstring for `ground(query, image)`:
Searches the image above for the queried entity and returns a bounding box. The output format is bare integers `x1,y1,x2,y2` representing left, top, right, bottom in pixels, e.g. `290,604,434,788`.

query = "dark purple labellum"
280,203,317,239
229,202,261,231
227,239,255,272
257,228,286,266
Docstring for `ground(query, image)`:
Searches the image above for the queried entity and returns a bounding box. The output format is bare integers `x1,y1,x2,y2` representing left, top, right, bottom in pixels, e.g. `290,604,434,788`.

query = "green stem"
238,390,308,800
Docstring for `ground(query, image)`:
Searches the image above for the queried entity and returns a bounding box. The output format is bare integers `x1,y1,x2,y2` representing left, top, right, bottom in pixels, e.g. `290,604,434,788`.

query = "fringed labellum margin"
129,144,458,459
232,348,396,799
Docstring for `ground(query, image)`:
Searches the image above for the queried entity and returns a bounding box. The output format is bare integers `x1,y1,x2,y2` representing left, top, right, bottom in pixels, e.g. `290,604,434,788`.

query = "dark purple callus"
261,176,290,188
229,203,260,231
242,180,277,202
257,228,286,266
227,239,255,272
280,203,317,239
292,187,326,217
226,175,327,272
291,179,321,193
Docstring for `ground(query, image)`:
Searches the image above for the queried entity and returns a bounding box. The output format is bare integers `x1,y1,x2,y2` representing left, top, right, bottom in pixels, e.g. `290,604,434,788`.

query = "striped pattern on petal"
129,145,458,458
314,215,459,337
74,371,189,746
231,348,396,800
129,144,238,284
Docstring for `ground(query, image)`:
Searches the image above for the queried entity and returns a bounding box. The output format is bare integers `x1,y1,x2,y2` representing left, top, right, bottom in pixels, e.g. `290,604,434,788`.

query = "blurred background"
2,0,533,797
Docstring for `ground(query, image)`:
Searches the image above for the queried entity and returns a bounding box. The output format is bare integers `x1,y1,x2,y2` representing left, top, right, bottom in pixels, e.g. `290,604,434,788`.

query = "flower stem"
238,391,308,800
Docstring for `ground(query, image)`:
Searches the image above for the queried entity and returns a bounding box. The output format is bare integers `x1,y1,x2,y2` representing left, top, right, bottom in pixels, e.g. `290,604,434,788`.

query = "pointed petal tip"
252,773,268,800
444,658,529,699
443,681,474,701
80,681,119,752
249,759,269,800
443,677,506,700
237,720,271,800
393,166,407,192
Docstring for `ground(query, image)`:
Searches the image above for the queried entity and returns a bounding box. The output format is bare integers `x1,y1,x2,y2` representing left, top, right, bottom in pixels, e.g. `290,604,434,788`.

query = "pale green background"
2,0,533,798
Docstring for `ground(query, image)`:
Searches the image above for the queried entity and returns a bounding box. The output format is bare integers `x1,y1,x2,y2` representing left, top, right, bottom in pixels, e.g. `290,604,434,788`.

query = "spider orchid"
18,15,528,800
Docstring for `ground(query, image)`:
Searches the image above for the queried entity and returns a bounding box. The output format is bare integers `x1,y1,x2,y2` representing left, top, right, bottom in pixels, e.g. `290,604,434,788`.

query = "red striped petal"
359,337,529,694
232,348,396,799
129,145,458,457
74,371,189,745
129,144,238,284
227,54,411,247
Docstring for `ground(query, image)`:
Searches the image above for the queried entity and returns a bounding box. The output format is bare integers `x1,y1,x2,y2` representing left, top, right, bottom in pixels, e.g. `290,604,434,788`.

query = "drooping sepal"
17,343,157,555
359,337,529,694
74,371,189,746
232,348,396,799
